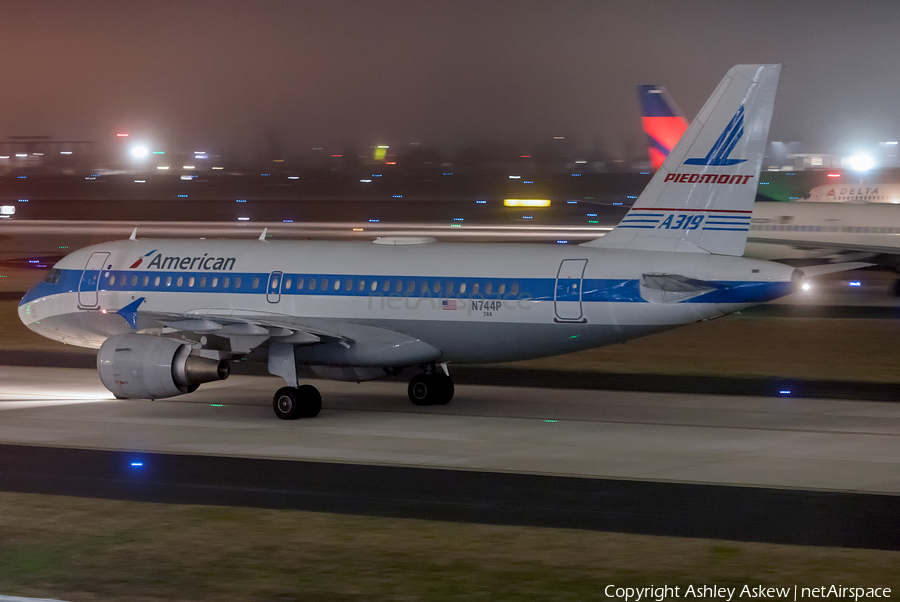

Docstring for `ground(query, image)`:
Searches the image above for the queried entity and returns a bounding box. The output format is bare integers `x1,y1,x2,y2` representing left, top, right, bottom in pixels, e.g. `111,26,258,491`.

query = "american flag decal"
442,299,457,310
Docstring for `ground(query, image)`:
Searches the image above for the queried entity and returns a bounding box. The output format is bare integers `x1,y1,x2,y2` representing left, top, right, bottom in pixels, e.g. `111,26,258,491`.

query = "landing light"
801,281,812,292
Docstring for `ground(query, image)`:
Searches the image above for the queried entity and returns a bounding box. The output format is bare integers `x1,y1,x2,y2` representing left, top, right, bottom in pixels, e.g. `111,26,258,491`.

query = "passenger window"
188,277,195,287
406,281,414,293
498,283,505,294
395,281,402,292
309,279,316,290
142,276,149,286
472,283,479,294
166,277,172,287
285,278,292,289
383,281,390,292
131,275,138,286
271,277,278,289
485,283,493,294
199,277,206,287
224,277,230,288
212,277,218,288
420,282,428,293
346,280,353,291
177,277,183,287
235,277,241,288
321,278,328,290
372,281,379,292
154,276,161,287
447,282,454,294
334,280,341,290
109,275,116,286
433,282,441,293
359,280,366,291
252,278,260,289
460,283,467,294
297,278,304,290
511,283,519,295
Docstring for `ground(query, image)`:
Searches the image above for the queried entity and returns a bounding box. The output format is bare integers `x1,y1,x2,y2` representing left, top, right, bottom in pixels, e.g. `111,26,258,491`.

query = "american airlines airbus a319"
20,64,801,420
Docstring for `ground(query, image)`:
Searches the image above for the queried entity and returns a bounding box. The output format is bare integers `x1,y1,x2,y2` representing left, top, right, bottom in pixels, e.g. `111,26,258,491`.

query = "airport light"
130,145,149,159
504,199,551,207
847,153,875,172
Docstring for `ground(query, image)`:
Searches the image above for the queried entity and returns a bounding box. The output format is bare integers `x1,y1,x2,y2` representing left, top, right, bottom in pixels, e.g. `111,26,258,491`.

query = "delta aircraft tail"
639,85,688,171
586,64,781,256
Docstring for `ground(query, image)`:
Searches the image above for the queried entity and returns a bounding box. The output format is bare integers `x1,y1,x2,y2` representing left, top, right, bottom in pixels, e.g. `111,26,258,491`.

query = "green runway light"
569,335,579,339
544,420,558,423
210,404,224,407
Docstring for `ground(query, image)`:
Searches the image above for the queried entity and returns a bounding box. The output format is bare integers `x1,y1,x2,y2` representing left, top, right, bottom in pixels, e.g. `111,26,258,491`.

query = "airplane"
805,183,900,203
639,85,689,171
20,64,802,420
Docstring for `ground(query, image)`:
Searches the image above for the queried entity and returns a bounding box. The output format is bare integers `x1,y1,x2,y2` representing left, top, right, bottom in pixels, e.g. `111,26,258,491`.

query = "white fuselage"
19,238,794,366
806,183,900,204
746,201,900,260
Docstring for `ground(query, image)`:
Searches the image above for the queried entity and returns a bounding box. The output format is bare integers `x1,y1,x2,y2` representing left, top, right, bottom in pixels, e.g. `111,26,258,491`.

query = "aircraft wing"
747,235,900,256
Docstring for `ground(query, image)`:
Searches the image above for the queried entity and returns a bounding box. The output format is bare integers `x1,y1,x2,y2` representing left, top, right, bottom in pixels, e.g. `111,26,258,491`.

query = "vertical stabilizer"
586,64,780,256
639,85,689,171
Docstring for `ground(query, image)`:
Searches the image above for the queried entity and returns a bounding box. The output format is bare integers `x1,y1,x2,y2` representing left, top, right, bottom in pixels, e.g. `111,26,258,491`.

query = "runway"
1,366,898,549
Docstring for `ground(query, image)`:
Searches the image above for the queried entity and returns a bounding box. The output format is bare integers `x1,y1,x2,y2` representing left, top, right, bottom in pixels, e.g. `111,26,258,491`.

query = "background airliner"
805,183,900,203
20,64,799,420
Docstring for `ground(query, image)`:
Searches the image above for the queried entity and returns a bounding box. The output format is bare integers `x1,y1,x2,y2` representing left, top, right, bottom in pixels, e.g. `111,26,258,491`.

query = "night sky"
2,1,899,158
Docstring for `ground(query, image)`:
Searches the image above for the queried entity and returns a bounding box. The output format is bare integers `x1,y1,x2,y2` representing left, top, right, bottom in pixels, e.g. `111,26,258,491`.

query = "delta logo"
129,250,237,271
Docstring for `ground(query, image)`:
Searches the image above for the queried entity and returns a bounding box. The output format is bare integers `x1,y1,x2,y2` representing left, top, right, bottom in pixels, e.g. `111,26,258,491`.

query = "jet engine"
97,333,229,400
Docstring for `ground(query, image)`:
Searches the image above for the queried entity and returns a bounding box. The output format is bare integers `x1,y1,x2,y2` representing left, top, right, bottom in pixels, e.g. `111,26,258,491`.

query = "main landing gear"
271,363,455,419
273,385,322,419
408,364,454,406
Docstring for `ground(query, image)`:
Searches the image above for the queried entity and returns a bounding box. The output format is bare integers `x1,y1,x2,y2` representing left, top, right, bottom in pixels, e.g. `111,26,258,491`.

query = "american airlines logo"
130,251,237,271
684,104,748,166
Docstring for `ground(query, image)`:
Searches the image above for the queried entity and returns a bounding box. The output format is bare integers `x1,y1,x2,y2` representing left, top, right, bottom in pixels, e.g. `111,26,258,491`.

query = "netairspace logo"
603,584,892,601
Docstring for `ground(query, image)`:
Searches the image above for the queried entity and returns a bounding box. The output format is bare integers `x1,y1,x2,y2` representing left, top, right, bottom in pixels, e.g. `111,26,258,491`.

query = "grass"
0,492,897,601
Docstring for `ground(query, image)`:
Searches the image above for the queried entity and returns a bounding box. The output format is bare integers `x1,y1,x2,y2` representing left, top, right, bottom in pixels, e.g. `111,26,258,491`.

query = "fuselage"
806,183,900,204
19,238,794,365
747,201,900,260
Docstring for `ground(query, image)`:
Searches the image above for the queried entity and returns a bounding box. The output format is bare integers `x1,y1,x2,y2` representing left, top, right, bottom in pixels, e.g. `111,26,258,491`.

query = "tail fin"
586,64,780,256
639,85,688,171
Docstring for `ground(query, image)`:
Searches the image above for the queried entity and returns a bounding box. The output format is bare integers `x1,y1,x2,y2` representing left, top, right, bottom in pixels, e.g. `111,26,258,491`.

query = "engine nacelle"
97,333,229,400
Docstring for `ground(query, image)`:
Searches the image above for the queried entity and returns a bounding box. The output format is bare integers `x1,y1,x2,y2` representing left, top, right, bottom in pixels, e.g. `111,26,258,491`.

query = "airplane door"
267,271,283,303
554,259,587,322
78,251,109,308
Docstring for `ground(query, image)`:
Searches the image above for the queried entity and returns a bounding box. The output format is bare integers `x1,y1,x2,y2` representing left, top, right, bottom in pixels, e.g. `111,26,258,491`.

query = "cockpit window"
43,269,61,284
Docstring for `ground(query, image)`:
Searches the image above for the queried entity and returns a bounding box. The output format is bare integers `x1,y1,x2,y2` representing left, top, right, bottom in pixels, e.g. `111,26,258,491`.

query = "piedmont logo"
684,104,748,166
129,250,237,271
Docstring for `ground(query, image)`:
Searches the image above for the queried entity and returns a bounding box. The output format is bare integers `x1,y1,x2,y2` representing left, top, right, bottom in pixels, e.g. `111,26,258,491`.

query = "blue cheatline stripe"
20,268,790,307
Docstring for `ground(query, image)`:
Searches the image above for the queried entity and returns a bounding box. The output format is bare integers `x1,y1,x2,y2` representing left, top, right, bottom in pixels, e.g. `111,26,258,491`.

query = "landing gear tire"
273,385,322,419
408,373,454,406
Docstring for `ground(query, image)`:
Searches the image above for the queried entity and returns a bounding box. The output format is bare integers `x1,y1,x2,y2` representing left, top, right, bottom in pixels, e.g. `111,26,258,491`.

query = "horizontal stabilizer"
799,262,874,277
639,273,723,304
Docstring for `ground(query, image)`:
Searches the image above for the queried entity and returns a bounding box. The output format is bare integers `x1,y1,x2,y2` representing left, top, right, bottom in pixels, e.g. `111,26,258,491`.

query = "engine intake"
98,333,229,400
